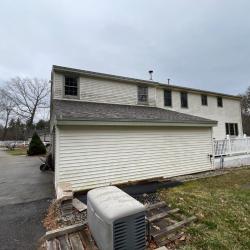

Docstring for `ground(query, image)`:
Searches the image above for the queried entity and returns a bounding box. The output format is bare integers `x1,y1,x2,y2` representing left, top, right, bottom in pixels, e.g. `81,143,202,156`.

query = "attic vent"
113,212,145,250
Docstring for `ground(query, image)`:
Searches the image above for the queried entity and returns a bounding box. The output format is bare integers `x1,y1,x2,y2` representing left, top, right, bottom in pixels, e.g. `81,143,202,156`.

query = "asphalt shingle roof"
52,99,217,125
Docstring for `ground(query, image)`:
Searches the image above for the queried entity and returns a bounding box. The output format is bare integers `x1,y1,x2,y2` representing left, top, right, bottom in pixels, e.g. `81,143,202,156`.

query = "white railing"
214,137,250,156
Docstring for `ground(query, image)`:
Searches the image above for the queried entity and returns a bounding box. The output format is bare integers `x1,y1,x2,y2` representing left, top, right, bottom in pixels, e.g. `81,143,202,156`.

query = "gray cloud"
1,0,250,94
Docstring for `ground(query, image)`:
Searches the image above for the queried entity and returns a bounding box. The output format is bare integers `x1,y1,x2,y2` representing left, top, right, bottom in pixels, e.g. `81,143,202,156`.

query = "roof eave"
55,117,217,127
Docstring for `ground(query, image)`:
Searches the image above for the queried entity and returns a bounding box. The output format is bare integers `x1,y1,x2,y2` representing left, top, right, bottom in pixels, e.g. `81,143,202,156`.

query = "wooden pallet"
42,224,98,250
42,202,195,249
146,202,196,247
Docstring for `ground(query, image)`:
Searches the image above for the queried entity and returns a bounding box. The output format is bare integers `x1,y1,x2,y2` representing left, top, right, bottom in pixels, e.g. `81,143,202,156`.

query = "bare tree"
0,88,15,140
240,86,250,136
5,77,50,128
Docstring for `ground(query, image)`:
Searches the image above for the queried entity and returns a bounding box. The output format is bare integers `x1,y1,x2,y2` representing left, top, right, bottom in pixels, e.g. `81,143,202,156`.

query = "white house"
50,65,242,191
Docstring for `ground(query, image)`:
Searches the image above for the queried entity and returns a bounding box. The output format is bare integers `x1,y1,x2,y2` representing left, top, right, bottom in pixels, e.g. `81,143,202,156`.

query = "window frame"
201,94,208,106
217,96,223,107
225,123,239,136
63,75,79,99
164,89,172,107
180,92,188,108
137,86,148,104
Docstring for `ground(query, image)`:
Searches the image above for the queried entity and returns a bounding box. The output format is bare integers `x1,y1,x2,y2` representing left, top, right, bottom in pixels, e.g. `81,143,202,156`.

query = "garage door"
55,126,213,191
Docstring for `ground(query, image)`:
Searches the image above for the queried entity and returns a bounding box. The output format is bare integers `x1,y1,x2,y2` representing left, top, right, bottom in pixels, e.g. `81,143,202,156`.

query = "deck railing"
214,137,250,156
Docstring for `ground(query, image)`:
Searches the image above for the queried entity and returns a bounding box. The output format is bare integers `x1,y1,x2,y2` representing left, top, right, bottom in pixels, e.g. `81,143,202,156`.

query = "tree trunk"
27,99,39,129
2,110,10,141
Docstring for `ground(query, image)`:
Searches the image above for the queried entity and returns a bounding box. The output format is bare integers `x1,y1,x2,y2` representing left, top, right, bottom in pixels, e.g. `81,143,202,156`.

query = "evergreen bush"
27,132,46,156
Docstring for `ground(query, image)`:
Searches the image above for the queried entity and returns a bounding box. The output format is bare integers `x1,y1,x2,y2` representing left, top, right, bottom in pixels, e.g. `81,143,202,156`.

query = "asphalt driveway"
0,149,54,250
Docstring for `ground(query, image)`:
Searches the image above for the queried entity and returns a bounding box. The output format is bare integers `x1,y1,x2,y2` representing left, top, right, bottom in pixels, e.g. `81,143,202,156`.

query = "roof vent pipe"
148,70,153,80
168,78,170,85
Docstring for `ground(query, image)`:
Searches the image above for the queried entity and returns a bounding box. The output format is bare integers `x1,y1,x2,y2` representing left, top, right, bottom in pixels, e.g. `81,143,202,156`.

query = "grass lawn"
159,167,250,250
6,147,27,156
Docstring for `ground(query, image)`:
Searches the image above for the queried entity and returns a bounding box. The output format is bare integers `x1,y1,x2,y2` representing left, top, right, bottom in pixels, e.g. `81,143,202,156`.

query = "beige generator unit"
87,186,146,250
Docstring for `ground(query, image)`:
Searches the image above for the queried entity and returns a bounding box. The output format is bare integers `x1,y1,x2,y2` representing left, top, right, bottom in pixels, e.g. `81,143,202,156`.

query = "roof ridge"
52,65,241,99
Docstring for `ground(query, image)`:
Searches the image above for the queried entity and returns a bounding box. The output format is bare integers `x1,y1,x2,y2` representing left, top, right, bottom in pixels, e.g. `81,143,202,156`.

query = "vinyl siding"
56,125,213,191
52,71,242,140
53,72,64,99
156,89,243,139
53,72,156,106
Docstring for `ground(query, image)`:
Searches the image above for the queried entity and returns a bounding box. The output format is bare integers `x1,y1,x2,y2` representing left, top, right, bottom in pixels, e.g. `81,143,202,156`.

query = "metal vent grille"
113,212,145,250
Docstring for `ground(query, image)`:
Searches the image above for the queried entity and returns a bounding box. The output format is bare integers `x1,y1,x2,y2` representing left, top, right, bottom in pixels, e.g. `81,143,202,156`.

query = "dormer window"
64,76,78,96
138,86,148,103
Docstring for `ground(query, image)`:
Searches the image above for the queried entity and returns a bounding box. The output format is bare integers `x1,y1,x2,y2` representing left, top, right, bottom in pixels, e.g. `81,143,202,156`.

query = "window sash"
138,86,148,103
201,95,207,106
225,123,239,136
181,92,188,108
217,97,223,107
235,123,239,136
164,90,172,106
65,76,78,96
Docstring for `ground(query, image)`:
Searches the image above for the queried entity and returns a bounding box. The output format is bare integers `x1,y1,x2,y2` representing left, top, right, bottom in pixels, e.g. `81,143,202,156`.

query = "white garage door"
55,125,213,191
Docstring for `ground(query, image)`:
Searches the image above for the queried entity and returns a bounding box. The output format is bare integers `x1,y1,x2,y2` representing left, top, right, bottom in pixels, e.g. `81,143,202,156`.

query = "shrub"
27,132,46,156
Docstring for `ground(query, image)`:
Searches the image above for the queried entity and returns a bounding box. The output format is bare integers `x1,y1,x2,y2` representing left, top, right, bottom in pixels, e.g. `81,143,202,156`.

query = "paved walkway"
0,148,54,250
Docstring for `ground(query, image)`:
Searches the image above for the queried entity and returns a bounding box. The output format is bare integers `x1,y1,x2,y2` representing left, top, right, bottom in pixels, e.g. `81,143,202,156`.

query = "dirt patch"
43,200,62,230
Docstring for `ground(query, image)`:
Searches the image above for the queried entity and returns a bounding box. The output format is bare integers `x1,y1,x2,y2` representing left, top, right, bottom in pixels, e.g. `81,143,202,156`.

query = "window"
217,96,223,107
64,76,78,96
164,90,172,106
201,94,208,106
225,123,239,136
180,92,188,108
138,86,148,103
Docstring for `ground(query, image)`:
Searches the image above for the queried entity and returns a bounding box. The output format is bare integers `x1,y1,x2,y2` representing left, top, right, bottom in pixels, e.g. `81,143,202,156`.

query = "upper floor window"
180,92,188,108
225,123,238,136
201,94,208,106
64,76,78,96
217,96,223,107
138,86,148,103
164,90,172,107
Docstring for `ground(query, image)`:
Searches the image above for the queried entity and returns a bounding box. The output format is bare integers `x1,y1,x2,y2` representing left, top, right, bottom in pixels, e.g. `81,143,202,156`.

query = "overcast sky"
1,0,250,95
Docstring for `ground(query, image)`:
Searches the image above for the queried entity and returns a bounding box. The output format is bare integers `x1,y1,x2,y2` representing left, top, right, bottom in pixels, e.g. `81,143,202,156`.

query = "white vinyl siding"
56,126,213,191
52,71,242,140
156,89,243,139
53,72,64,99
53,72,156,106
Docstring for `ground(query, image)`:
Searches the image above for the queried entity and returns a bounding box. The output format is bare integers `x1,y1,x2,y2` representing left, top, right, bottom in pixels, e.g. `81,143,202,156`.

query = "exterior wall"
56,125,213,191
52,71,242,139
156,89,243,139
53,72,156,106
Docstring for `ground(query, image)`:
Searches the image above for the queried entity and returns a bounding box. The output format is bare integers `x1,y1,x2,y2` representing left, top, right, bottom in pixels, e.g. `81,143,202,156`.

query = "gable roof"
52,99,217,126
52,65,241,100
